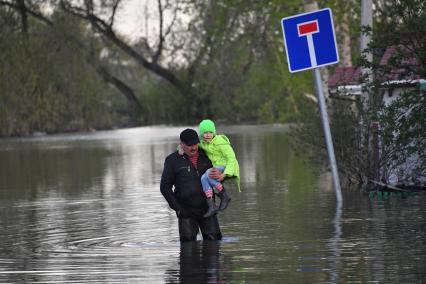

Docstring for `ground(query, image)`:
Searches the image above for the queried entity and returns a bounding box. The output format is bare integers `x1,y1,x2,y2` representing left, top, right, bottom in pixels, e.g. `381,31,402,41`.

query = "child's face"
203,132,214,142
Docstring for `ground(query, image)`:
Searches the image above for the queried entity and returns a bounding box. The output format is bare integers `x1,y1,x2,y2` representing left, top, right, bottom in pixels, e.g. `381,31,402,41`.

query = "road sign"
281,8,339,73
280,8,343,204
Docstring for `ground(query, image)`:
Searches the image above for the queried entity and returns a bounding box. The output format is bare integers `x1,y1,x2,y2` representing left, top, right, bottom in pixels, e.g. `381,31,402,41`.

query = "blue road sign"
281,8,339,73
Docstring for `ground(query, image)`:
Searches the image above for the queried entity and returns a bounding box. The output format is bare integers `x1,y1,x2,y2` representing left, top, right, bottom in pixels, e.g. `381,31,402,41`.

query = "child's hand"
177,144,184,156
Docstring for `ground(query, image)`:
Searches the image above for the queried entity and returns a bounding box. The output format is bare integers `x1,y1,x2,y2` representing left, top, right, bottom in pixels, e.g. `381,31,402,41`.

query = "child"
198,119,240,217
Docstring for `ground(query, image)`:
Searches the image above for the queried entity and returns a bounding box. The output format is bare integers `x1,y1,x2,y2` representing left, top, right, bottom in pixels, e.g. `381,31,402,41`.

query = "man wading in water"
160,128,223,241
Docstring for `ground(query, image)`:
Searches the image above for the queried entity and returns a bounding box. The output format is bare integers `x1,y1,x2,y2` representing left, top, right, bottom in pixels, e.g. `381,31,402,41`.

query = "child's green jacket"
199,134,240,191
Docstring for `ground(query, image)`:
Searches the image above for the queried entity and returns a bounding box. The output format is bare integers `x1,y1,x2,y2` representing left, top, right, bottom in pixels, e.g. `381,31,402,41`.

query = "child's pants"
201,166,225,198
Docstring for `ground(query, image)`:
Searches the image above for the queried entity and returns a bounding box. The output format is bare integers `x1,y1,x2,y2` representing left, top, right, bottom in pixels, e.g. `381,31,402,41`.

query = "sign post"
281,8,342,205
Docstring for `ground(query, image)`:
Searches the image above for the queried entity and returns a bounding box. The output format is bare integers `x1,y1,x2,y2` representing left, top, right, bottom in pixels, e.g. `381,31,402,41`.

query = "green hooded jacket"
199,134,241,191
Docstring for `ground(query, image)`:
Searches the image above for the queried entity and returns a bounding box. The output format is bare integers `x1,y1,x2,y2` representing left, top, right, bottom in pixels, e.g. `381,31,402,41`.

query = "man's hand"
208,168,225,181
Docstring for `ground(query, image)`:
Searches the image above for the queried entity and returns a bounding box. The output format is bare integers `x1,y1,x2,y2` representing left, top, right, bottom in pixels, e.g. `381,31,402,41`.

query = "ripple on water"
1,126,425,283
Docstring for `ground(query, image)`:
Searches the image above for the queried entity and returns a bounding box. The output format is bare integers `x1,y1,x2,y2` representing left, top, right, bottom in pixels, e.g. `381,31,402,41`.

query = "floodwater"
0,125,425,283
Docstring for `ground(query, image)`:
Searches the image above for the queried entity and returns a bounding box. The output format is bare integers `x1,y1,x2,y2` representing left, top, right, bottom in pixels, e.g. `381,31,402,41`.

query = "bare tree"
58,0,188,91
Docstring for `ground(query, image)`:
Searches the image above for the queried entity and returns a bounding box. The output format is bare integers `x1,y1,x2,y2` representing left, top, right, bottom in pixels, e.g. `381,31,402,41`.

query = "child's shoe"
217,189,231,211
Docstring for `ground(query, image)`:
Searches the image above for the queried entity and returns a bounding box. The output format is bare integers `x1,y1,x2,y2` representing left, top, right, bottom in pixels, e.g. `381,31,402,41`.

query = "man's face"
180,142,199,157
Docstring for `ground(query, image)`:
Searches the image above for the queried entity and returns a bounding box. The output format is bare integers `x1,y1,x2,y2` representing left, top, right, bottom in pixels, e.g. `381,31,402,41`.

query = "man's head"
179,128,200,156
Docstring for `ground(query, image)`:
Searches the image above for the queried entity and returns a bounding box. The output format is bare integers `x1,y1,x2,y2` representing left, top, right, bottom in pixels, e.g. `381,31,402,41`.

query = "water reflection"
165,241,227,284
0,125,425,283
328,201,342,283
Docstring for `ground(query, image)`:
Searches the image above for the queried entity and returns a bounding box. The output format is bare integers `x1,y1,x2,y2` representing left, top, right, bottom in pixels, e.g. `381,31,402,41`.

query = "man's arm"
160,157,182,212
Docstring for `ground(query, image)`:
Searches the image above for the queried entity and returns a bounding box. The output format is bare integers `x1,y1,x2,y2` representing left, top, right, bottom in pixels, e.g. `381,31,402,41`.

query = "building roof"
328,45,423,90
328,66,361,87
379,45,418,66
379,45,421,81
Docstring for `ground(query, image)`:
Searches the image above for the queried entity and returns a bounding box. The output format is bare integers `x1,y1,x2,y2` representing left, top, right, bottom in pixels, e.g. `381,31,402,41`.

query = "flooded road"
0,125,425,283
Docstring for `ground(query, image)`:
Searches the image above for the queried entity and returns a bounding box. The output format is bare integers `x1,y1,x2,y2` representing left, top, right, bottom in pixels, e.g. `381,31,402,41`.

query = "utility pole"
360,0,373,63
360,0,379,181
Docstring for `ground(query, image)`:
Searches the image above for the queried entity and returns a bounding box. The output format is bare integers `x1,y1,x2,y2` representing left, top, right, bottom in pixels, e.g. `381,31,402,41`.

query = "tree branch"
109,0,121,28
152,0,164,63
96,64,144,111
0,0,52,26
60,0,188,96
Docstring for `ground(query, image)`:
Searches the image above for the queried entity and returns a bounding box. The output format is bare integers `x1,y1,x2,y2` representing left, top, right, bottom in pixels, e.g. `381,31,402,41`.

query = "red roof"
328,66,361,87
328,45,422,88
380,45,418,66
379,46,421,81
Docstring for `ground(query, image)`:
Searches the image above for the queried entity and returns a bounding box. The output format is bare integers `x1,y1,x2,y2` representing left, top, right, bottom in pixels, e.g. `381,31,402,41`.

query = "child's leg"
201,170,213,198
209,166,230,211
202,169,218,218
203,166,224,194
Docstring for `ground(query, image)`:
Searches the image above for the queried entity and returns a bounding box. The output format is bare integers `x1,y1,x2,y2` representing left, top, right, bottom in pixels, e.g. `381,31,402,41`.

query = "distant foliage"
0,0,368,136
0,11,120,136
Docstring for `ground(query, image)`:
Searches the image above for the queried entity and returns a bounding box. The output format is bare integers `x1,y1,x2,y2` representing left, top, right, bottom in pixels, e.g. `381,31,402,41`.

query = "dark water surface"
0,125,425,283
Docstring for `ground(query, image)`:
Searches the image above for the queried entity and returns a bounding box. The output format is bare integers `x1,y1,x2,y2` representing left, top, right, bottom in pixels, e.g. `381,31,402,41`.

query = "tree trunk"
96,65,144,113
16,0,28,34
339,11,352,66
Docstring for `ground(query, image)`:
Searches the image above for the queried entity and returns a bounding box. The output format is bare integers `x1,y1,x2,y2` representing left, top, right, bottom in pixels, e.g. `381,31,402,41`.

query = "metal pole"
360,0,373,63
314,68,343,205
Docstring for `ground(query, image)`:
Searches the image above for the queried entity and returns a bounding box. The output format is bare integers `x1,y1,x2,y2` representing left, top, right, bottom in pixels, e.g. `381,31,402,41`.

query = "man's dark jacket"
160,149,212,218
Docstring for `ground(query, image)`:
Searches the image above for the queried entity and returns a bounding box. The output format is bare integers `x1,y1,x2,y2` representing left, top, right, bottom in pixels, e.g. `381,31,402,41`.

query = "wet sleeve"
160,157,182,212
